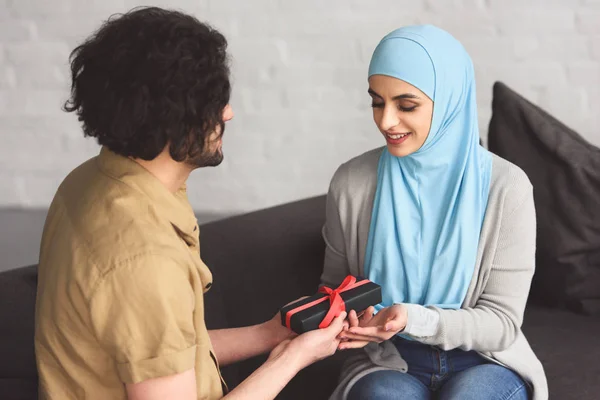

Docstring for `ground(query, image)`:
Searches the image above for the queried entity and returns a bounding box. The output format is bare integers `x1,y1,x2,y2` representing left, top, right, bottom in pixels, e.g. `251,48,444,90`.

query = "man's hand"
262,295,314,350
278,311,347,369
208,298,304,366
224,312,347,400
338,304,407,350
261,310,296,349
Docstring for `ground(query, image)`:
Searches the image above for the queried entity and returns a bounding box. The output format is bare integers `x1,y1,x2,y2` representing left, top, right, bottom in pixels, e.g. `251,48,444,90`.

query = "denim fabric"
348,338,529,400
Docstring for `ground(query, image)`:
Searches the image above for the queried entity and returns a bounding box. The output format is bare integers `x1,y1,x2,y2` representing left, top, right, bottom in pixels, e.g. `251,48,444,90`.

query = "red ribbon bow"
285,275,369,330
317,275,358,328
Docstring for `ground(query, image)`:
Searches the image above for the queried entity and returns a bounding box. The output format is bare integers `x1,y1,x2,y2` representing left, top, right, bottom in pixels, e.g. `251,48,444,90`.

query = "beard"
186,125,225,168
191,145,223,168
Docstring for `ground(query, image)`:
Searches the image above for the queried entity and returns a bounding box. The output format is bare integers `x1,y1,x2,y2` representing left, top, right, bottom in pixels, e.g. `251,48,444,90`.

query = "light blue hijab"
364,25,493,311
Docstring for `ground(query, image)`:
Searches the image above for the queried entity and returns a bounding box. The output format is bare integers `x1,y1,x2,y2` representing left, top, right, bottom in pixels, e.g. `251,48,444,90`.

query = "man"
35,7,346,400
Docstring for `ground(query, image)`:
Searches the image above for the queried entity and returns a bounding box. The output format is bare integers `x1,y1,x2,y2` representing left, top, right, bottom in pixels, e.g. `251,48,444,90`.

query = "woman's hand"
338,304,408,350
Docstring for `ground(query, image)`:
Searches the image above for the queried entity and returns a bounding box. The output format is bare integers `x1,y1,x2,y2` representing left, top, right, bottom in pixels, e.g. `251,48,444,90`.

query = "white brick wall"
1,0,599,213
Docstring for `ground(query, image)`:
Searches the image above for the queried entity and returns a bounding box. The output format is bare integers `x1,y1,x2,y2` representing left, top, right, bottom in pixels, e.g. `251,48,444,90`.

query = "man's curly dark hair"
64,7,231,162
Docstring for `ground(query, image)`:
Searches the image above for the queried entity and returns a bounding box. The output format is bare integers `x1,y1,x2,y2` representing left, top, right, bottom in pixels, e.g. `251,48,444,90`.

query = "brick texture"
0,0,598,213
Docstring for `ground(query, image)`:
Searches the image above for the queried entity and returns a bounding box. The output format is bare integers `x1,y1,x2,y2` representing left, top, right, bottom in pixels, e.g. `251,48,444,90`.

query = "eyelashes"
370,103,417,112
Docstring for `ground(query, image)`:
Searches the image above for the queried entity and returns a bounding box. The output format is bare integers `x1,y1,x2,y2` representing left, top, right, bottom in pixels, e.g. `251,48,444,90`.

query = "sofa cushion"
0,379,38,400
488,82,600,315
0,266,37,379
523,306,600,399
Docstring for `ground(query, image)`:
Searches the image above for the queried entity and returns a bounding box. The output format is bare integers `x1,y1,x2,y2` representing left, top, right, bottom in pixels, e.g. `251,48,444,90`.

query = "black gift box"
280,276,382,334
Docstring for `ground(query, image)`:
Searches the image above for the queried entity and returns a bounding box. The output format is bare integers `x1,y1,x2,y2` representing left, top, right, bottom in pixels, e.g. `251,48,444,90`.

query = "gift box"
280,275,382,334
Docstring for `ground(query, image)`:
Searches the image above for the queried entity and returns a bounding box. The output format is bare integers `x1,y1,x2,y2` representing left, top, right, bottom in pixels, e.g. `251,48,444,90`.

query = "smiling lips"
385,132,412,145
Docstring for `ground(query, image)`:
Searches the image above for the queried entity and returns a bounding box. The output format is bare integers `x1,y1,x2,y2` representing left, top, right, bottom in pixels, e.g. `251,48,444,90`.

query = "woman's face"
368,75,433,157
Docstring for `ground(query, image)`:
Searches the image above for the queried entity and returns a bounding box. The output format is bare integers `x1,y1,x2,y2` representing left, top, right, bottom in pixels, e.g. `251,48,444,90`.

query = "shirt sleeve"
88,254,197,384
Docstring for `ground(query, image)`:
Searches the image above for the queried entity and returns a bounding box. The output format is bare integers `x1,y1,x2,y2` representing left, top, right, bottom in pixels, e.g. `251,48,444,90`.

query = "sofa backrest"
200,195,329,389
201,195,327,330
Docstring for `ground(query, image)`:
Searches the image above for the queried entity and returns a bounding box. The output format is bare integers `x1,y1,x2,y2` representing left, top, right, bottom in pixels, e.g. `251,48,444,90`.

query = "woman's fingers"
348,325,389,337
338,340,370,350
383,318,404,333
339,330,384,343
336,305,407,350
359,306,376,325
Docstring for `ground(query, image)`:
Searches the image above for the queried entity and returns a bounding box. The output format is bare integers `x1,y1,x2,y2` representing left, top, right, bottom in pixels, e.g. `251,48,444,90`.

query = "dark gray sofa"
1,196,599,399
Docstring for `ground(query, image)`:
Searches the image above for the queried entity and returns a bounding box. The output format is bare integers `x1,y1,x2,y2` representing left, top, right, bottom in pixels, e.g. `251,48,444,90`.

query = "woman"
321,25,548,400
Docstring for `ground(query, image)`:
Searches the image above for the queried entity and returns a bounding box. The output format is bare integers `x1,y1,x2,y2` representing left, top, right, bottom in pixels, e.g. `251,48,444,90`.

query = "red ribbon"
285,275,370,330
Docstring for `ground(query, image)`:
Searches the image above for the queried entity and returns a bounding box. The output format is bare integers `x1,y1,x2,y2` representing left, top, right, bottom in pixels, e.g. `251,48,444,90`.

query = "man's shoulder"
81,205,180,277
47,158,181,275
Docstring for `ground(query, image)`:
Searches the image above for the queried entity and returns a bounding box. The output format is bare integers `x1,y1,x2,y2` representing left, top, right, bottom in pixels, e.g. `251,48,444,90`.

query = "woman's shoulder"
329,147,384,196
489,151,534,212
490,152,532,191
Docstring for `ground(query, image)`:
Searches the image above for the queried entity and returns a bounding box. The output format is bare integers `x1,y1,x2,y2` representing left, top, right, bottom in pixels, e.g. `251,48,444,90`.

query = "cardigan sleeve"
320,165,352,288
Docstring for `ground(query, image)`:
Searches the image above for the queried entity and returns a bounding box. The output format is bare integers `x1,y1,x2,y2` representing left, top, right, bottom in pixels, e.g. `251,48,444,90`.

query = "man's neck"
133,147,192,193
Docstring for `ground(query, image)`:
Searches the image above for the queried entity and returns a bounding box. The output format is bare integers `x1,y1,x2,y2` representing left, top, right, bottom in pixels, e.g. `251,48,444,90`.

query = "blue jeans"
347,337,529,400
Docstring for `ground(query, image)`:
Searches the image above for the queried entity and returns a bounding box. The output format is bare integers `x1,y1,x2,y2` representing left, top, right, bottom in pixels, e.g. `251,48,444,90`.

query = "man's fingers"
337,320,349,338
326,312,347,332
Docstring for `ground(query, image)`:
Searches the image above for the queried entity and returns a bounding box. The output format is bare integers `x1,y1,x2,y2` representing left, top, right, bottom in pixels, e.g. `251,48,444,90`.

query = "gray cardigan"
321,147,548,400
